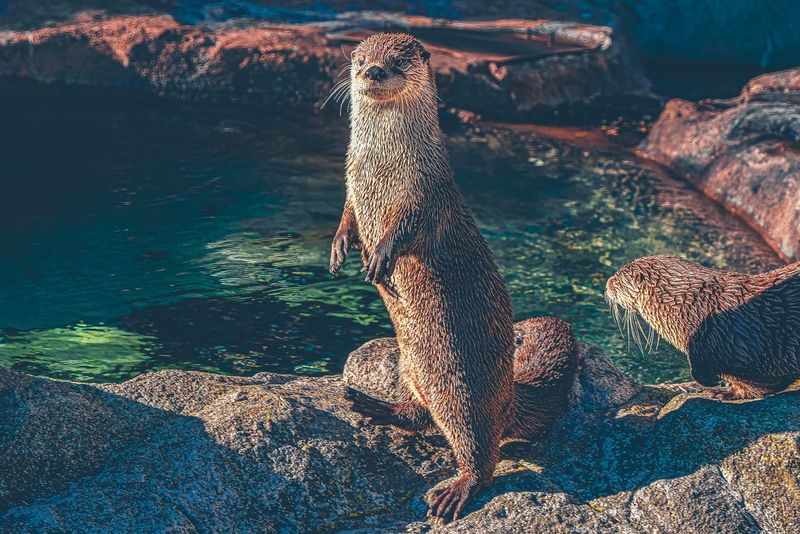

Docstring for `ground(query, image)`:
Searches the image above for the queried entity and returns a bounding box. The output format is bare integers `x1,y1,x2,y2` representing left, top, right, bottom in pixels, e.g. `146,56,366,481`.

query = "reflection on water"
0,324,167,382
0,98,781,384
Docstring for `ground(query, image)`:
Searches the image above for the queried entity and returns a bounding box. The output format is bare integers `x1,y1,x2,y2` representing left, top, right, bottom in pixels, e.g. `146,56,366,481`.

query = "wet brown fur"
606,255,800,400
343,317,577,441
509,317,577,440
329,33,576,522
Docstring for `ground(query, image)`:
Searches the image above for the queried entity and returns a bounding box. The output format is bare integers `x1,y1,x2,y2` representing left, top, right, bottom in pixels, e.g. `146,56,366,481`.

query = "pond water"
0,98,781,384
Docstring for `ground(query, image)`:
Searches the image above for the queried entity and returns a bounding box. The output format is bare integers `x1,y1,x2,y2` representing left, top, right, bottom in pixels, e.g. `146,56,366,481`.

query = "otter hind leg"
425,390,504,522
707,375,796,401
344,387,433,433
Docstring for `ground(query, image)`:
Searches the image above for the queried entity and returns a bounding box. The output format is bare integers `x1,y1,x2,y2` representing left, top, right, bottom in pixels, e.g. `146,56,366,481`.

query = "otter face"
605,261,649,314
606,255,701,354
350,33,432,103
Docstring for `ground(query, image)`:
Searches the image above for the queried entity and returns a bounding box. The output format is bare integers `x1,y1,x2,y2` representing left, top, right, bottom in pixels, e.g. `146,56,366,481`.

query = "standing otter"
605,255,800,400
329,33,575,522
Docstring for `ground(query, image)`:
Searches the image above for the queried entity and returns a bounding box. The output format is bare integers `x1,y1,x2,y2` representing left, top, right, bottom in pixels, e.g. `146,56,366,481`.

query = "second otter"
329,33,572,522
606,255,800,400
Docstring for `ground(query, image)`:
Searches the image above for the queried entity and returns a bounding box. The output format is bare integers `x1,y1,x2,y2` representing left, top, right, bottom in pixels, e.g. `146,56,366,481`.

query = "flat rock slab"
0,12,651,120
2,339,799,532
640,67,800,261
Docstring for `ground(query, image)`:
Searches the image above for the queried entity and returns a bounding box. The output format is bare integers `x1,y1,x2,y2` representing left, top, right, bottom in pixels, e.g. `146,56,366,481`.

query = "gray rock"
2,340,798,533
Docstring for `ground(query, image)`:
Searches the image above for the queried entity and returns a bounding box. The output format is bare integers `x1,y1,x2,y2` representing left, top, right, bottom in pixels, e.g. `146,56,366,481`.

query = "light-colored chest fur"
346,104,422,248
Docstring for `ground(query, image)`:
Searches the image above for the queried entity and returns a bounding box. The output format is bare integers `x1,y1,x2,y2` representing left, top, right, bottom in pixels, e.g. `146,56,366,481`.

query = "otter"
328,33,575,522
605,255,800,400
508,317,577,440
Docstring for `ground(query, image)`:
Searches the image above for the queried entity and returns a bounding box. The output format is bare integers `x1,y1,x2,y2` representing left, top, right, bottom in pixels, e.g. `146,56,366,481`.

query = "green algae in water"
0,99,782,385
0,324,159,382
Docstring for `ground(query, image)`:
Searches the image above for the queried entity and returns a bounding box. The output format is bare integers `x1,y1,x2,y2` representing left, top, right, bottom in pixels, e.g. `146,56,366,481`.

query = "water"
0,98,781,384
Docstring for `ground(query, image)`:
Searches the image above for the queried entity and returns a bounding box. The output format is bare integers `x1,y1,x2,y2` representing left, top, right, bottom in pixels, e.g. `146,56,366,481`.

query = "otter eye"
388,56,409,73
355,56,365,67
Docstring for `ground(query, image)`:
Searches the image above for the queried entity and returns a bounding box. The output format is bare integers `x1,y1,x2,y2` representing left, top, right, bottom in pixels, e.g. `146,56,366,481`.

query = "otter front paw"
706,386,750,401
329,231,351,274
364,241,395,285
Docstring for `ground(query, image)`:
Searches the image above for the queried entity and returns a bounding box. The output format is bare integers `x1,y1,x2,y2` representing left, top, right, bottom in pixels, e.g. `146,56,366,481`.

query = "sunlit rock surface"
2,338,798,532
640,68,800,261
0,10,650,119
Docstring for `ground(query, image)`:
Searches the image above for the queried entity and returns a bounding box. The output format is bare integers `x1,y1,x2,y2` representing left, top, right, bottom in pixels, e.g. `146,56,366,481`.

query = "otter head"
605,255,699,353
349,33,432,104
605,258,653,316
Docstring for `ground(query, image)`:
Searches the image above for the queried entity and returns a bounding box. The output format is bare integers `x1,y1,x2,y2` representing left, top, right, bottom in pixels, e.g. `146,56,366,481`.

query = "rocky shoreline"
2,4,800,532
1,339,798,532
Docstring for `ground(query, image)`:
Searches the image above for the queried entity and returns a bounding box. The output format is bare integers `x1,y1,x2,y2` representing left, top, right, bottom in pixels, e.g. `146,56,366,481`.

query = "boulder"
639,68,800,261
2,337,799,532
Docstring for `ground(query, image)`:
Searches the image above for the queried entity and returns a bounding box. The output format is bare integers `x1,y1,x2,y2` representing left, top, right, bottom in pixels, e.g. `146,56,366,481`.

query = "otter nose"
364,65,387,81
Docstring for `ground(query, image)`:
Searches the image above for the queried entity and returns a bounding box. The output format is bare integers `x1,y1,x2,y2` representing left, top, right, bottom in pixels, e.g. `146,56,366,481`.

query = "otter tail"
505,317,578,441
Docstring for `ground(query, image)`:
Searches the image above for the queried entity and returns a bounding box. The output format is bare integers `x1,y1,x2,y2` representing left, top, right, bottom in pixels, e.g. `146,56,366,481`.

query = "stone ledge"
0,12,652,120
1,339,798,532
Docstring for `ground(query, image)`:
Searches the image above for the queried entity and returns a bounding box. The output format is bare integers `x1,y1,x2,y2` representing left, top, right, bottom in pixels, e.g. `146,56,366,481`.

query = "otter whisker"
336,63,352,79
321,86,346,110
341,45,353,61
624,309,633,353
609,301,625,339
647,324,655,353
612,302,623,333
322,80,352,110
329,77,351,91
332,85,351,104
328,79,351,96
337,88,352,116
630,312,646,353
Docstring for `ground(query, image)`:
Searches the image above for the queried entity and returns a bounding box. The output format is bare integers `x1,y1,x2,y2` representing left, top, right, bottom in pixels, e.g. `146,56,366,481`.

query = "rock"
639,68,800,261
618,0,800,69
344,333,636,415
2,337,799,532
0,15,339,109
0,11,651,120
343,337,403,404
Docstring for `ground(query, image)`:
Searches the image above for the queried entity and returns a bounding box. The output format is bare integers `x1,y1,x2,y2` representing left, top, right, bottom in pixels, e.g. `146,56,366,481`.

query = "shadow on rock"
0,368,437,532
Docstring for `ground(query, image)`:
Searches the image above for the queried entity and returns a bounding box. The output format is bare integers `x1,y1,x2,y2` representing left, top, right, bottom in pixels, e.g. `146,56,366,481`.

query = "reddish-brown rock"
0,15,339,108
0,12,651,119
640,68,800,261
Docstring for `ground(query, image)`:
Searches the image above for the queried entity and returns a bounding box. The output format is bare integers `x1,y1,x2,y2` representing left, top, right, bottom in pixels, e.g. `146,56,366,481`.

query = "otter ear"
420,46,431,63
